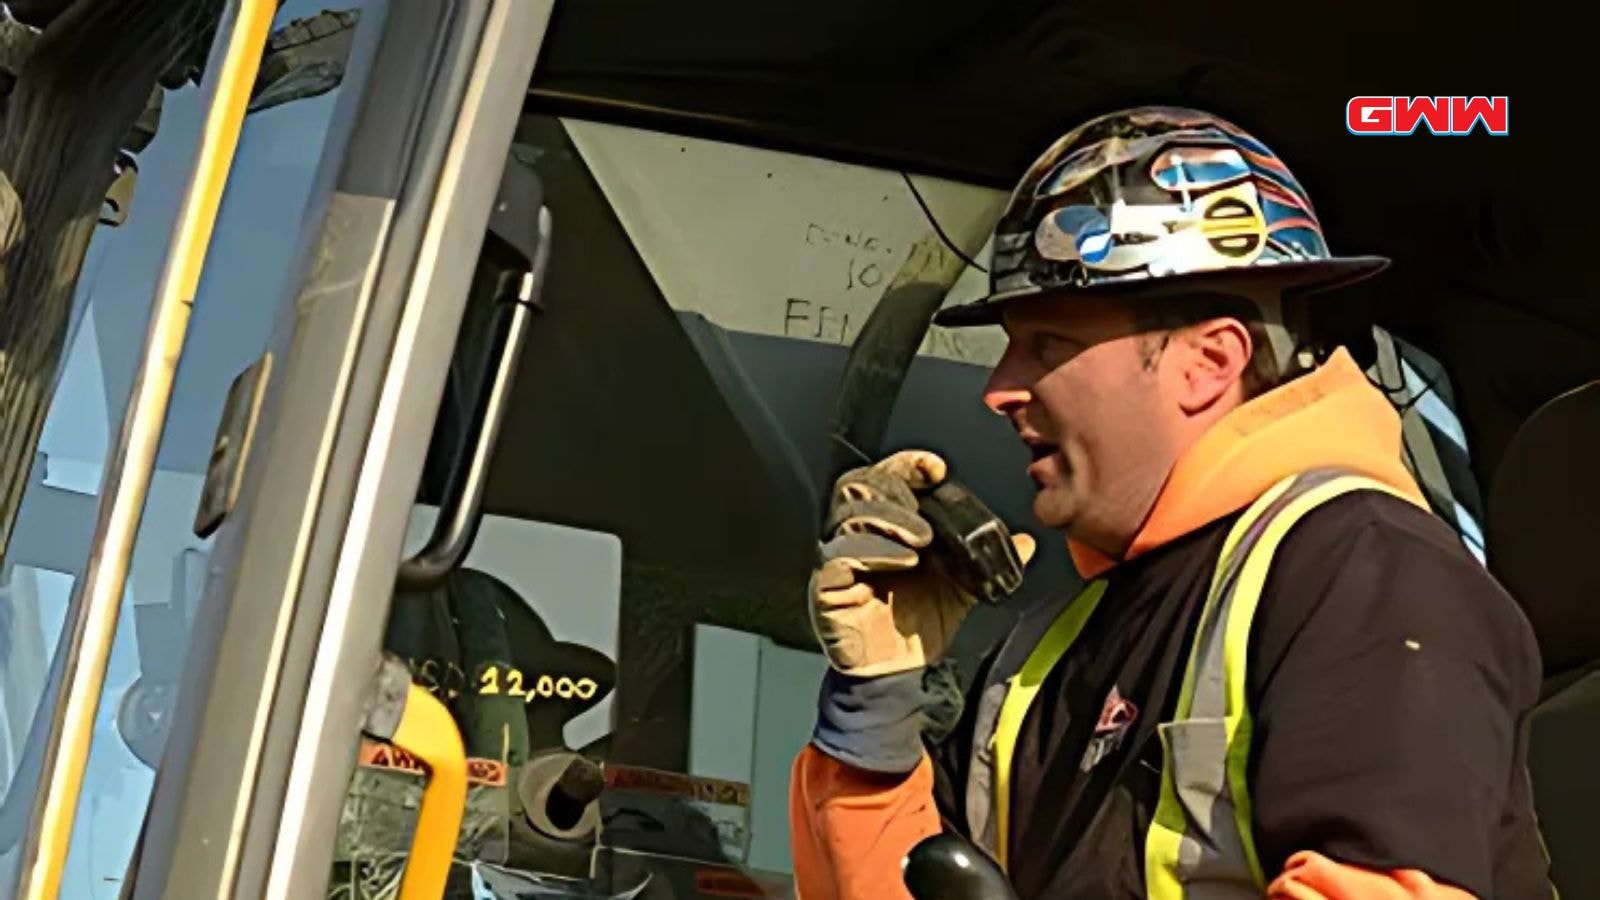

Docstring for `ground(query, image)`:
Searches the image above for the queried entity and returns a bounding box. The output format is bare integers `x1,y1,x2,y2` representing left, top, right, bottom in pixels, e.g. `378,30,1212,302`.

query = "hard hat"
935,106,1388,328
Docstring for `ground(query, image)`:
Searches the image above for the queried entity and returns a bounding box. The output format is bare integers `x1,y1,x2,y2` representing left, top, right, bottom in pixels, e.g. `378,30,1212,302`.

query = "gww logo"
1346,96,1508,135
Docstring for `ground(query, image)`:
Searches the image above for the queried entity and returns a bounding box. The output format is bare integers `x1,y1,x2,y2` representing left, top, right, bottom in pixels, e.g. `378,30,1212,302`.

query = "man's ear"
1175,317,1252,414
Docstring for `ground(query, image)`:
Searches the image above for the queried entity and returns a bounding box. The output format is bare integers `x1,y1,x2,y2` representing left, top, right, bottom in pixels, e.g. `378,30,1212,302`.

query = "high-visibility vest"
965,468,1420,896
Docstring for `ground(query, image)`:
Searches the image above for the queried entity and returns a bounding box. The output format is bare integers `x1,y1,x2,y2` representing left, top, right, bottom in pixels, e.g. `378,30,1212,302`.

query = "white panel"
748,639,827,874
689,625,761,785
687,624,828,875
563,119,1010,366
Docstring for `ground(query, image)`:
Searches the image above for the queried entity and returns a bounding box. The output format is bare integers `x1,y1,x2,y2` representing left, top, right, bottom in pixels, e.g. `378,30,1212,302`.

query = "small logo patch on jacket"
1080,685,1138,772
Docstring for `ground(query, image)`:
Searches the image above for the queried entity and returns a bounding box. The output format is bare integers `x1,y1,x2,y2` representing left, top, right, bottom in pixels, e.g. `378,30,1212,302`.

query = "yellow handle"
389,684,467,900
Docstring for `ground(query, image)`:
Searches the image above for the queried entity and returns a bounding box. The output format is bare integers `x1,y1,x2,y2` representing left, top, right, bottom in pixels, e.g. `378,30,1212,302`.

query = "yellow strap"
1146,473,1423,900
1146,476,1297,900
991,580,1107,871
1220,475,1417,884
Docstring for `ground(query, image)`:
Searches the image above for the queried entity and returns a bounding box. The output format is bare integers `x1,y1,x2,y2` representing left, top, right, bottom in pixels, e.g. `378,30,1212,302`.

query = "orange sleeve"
788,744,943,900
1268,851,1481,900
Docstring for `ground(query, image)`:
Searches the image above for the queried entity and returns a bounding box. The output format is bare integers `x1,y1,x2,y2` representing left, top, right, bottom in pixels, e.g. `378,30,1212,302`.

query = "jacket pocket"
1158,716,1230,809
1154,716,1259,890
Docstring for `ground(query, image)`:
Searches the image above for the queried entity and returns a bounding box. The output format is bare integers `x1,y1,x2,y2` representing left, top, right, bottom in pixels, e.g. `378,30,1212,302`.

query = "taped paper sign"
603,763,751,807
601,763,752,864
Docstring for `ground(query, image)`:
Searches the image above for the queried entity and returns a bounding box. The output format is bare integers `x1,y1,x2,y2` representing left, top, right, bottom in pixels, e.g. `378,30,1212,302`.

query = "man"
787,107,1551,900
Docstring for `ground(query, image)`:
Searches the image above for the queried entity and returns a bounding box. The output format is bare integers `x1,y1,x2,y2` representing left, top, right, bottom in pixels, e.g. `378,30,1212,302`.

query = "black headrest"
1487,382,1600,677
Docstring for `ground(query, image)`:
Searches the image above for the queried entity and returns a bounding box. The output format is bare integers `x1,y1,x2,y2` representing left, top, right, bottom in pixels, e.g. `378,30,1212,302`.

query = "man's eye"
1034,333,1080,364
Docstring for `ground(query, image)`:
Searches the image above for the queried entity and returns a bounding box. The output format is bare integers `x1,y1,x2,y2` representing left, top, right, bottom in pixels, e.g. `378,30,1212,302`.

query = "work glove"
808,450,1037,773
810,450,1038,678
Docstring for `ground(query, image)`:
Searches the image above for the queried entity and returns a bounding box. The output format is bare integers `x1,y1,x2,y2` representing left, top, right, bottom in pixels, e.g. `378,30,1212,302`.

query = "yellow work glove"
810,450,1037,678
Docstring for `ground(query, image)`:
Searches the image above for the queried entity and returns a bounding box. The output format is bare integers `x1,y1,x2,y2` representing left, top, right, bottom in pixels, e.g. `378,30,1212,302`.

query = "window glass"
0,3,368,896
0,40,205,900
375,114,1080,893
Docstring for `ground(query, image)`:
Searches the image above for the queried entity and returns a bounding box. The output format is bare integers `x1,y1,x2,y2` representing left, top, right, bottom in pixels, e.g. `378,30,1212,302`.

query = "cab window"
0,3,366,894
356,113,1080,891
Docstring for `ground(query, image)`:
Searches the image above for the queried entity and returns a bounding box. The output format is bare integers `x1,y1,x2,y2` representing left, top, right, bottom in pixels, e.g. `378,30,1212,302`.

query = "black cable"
1394,367,1446,416
1362,347,1447,416
901,172,988,273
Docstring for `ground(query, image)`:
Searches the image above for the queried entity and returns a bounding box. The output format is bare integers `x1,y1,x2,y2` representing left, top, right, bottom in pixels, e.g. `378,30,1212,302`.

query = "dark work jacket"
926,492,1552,900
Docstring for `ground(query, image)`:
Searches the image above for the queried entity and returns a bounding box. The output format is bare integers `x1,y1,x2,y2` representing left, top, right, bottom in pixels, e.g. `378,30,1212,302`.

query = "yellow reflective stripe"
1219,475,1418,886
1224,714,1263,885
1173,474,1299,724
991,580,1107,871
1208,473,1301,614
1149,472,1428,899
1144,753,1186,900
1145,475,1294,900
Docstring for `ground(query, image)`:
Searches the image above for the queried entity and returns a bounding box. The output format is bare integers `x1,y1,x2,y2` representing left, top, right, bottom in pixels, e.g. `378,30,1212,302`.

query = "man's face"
983,295,1190,555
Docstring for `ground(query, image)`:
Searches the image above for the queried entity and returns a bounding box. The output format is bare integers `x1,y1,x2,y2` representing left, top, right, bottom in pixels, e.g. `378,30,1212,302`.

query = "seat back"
1485,382,1600,894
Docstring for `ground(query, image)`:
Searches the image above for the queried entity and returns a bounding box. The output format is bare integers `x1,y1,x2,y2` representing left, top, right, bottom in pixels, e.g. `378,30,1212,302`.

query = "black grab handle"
396,153,550,591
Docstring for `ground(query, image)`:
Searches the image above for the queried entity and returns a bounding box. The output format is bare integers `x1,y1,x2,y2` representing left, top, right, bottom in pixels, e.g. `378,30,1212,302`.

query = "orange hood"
1068,347,1427,579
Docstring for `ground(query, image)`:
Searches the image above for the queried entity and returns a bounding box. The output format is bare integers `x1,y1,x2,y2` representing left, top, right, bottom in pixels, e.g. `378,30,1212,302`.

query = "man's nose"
983,385,1031,415
983,352,1033,415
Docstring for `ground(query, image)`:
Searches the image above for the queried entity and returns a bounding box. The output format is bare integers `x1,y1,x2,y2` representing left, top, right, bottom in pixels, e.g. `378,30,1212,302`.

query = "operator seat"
1484,381,1600,896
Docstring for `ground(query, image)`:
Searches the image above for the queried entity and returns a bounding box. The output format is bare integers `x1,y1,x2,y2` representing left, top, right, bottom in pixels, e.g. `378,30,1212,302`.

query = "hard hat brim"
933,255,1391,329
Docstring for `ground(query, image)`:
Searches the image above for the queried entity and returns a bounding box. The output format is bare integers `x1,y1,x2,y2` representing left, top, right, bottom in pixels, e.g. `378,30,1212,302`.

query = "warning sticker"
602,764,750,807
358,737,507,786
694,869,767,897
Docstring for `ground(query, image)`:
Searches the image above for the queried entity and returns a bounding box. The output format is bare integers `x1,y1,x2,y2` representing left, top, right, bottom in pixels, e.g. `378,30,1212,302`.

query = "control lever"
903,832,1020,900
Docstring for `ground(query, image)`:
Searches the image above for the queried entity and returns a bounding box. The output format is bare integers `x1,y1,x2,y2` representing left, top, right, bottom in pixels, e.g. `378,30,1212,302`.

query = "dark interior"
523,0,1597,504
1489,384,1600,893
